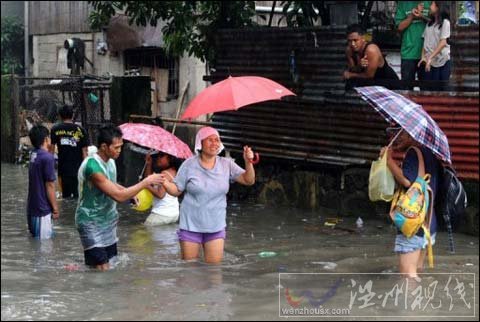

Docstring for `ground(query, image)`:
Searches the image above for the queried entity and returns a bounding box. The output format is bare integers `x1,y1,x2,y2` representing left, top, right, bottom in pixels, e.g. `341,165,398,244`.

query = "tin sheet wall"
209,26,479,180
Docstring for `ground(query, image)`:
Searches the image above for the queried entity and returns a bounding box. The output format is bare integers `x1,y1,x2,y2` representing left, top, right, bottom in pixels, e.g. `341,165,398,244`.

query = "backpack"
435,166,467,253
389,147,434,268
436,166,467,230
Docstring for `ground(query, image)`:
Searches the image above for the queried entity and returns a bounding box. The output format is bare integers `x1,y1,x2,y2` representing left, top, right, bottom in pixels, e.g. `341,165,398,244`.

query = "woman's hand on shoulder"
161,170,175,182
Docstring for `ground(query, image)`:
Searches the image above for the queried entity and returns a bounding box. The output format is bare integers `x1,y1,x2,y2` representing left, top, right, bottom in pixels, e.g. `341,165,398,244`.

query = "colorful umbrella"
355,86,451,164
180,76,296,120
119,123,193,159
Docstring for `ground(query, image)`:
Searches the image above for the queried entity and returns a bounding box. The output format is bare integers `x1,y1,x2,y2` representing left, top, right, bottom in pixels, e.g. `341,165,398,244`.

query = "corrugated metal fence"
408,93,479,180
209,25,479,180
451,25,479,91
213,95,388,167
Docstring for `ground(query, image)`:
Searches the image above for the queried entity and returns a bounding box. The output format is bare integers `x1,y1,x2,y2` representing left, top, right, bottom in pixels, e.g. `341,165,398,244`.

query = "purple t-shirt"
27,148,56,217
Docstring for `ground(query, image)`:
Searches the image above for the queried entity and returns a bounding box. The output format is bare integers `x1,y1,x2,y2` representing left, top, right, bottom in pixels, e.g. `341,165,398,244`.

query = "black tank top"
354,42,399,80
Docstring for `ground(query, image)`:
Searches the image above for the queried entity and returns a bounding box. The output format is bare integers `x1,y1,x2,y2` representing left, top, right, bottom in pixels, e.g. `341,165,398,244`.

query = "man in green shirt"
76,124,163,271
395,1,431,88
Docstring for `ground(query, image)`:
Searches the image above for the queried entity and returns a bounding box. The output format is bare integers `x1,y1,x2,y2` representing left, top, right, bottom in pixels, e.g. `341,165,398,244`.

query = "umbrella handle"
139,160,148,181
387,129,403,148
138,149,156,181
249,153,260,165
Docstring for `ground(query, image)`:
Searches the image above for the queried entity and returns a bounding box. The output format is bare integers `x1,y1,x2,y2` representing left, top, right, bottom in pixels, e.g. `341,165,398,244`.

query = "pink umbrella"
119,123,192,159
180,76,296,120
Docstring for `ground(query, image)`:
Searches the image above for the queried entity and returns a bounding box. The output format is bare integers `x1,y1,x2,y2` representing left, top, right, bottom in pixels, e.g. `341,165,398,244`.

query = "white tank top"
151,192,179,217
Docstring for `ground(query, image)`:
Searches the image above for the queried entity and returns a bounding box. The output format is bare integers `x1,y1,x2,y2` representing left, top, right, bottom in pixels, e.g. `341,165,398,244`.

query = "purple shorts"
177,229,226,244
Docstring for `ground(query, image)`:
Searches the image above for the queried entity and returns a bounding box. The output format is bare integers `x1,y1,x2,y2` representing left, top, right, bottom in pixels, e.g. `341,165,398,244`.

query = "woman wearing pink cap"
160,126,256,263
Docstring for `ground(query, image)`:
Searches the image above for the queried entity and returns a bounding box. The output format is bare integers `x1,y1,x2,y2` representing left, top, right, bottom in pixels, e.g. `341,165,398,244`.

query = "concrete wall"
31,32,206,123
31,32,124,78
157,54,207,120
92,32,125,77
227,156,479,236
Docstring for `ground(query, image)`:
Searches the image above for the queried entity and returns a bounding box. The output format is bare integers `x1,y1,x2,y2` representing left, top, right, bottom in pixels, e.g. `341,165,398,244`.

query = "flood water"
1,162,478,320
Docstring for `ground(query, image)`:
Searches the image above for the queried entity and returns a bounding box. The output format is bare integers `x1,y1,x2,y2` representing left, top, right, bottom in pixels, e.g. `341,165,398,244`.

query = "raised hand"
412,4,424,19
243,145,254,162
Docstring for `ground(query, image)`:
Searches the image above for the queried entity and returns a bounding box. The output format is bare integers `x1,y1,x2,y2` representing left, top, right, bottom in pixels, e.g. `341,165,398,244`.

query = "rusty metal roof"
450,25,479,91
407,92,479,180
213,95,388,166
209,25,479,180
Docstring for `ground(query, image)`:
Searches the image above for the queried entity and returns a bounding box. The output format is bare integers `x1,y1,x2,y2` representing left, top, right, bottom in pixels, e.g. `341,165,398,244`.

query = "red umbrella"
119,123,193,159
180,76,296,120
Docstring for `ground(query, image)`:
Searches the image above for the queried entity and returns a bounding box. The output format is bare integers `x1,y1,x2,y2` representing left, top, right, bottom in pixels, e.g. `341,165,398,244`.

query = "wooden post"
12,75,20,163
172,80,190,135
151,69,158,117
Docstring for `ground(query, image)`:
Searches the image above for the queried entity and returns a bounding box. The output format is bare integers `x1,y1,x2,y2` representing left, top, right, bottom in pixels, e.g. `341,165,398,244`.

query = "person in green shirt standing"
395,1,431,89
76,124,163,271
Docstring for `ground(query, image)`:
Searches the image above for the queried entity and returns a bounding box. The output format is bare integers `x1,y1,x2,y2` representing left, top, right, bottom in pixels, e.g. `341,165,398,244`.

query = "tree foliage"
1,16,24,75
88,1,351,64
88,1,257,64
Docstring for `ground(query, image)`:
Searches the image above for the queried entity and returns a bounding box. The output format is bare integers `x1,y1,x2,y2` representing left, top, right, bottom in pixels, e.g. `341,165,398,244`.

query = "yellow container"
131,188,154,211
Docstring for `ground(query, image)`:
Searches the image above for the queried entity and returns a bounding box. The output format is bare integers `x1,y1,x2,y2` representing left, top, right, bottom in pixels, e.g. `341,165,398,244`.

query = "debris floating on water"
356,217,364,229
311,262,337,270
258,251,277,258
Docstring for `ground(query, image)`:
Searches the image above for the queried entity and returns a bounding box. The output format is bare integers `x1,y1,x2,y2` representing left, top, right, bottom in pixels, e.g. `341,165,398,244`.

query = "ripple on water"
1,292,108,320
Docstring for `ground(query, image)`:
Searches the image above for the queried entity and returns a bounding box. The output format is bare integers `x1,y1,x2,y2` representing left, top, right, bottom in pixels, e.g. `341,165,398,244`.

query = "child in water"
143,152,182,225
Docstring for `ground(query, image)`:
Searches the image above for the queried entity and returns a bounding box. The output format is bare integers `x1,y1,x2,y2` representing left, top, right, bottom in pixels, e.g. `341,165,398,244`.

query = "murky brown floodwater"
1,162,478,320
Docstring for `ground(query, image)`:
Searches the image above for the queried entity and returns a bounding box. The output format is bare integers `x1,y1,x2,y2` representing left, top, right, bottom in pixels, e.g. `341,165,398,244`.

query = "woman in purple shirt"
161,127,256,264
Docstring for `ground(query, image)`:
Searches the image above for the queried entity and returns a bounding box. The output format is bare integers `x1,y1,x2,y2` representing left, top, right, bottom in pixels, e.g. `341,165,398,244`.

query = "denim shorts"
394,233,436,254
177,229,226,244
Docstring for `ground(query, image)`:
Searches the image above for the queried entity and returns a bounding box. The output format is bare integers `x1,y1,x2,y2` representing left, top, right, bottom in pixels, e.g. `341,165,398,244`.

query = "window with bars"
124,47,179,99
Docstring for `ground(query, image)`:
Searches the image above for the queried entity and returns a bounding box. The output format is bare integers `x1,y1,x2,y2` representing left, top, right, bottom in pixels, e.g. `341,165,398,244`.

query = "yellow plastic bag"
368,151,395,202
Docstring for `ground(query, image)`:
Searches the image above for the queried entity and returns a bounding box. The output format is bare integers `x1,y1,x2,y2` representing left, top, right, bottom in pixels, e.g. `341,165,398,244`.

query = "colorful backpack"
389,147,434,268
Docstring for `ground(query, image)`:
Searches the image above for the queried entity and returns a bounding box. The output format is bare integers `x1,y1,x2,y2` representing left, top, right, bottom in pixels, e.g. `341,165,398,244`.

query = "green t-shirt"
76,156,118,227
395,1,431,60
